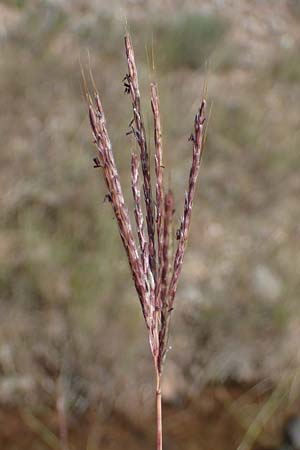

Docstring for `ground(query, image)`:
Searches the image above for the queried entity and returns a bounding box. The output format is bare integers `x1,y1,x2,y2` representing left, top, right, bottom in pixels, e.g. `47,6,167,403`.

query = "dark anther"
176,228,181,240
126,126,141,141
124,83,130,94
188,133,195,143
103,194,112,203
93,157,102,168
199,101,205,116
132,127,141,141
123,73,131,82
123,74,131,94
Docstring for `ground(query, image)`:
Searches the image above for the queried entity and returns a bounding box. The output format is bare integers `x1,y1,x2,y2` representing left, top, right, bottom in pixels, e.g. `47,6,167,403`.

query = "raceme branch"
85,33,206,450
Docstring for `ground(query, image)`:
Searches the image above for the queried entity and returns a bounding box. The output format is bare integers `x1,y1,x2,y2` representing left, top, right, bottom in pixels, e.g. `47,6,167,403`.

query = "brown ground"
1,384,299,450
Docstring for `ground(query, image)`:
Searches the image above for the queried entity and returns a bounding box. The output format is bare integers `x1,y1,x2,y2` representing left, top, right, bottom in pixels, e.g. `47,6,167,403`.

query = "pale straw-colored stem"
156,369,162,450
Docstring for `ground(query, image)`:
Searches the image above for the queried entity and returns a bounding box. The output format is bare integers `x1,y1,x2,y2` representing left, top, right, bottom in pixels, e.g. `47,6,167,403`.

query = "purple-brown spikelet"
167,100,206,313
85,33,206,450
124,34,157,283
151,82,165,310
88,92,149,323
131,153,149,277
158,190,174,370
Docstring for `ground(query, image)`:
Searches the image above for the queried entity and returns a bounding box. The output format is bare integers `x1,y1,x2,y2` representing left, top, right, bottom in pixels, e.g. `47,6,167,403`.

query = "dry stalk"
85,33,206,450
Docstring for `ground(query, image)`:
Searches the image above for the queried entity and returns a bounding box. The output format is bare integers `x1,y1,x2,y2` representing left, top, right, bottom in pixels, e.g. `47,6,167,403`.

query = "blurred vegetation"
271,46,300,83
0,2,300,448
1,0,25,8
155,13,228,70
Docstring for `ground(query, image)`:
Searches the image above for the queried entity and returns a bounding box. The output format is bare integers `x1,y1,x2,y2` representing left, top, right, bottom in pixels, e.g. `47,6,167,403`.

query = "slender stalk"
85,32,206,450
156,369,162,450
56,393,69,450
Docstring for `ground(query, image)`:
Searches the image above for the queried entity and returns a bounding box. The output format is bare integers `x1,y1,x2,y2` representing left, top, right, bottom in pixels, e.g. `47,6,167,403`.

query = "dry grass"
85,33,206,450
1,2,300,449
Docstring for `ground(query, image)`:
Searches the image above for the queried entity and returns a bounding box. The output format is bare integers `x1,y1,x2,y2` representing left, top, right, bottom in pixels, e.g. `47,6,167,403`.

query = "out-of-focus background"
1,0,300,449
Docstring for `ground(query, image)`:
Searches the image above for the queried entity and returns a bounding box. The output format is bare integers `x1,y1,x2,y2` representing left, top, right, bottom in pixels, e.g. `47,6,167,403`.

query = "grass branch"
85,33,206,450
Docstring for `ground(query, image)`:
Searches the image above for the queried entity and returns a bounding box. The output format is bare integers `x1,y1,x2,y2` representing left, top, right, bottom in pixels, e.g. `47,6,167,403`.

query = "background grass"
1,1,300,449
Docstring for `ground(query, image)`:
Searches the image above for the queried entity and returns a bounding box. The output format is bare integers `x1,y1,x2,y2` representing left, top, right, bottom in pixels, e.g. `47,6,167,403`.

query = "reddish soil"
0,384,298,450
